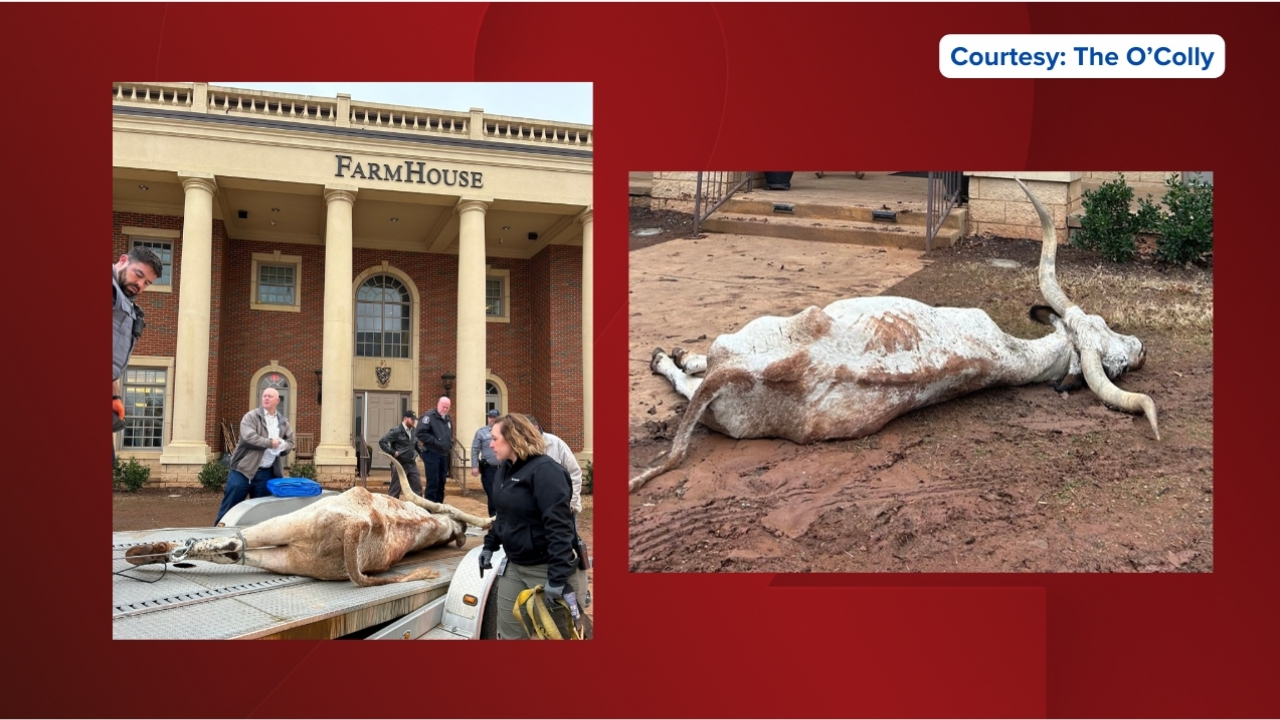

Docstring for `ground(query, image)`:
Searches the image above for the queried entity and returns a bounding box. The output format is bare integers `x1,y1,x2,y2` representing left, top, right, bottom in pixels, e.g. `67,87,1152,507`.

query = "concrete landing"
705,172,965,250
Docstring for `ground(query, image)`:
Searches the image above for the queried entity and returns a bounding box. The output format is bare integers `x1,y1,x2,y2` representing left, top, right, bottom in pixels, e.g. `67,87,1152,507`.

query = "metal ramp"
113,526,477,639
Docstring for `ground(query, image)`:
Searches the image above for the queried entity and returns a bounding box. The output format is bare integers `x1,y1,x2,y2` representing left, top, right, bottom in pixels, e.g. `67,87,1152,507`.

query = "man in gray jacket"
379,410,422,499
215,387,296,525
112,246,162,469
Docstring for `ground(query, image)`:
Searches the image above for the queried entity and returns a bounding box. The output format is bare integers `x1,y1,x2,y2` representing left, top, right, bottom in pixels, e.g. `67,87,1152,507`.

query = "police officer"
470,409,501,516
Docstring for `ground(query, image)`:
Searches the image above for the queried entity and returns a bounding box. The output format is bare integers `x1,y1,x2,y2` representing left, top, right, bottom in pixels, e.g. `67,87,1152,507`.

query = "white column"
579,208,593,462
455,198,489,458
314,186,358,467
159,173,217,467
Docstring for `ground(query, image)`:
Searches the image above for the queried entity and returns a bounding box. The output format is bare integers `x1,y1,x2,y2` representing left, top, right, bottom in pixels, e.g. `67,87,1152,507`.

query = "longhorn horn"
1080,351,1160,440
380,450,494,528
1017,178,1160,441
1015,178,1073,318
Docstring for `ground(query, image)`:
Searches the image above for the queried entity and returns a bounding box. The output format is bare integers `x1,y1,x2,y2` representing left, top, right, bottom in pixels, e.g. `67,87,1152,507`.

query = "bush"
582,460,593,496
114,457,150,493
198,460,229,491
1140,175,1214,265
1075,174,1141,263
290,462,318,480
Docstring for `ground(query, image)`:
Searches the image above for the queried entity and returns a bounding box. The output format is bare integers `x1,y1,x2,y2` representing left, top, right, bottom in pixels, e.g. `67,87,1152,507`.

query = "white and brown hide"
630,178,1157,493
126,458,493,587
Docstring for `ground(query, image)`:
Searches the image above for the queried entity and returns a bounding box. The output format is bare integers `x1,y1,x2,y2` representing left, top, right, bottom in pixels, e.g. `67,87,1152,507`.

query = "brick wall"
116,211,584,461
114,212,227,450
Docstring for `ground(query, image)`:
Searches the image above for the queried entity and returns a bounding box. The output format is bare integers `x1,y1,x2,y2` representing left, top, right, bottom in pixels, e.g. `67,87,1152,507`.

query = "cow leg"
650,347,703,401
671,347,707,374
342,521,440,586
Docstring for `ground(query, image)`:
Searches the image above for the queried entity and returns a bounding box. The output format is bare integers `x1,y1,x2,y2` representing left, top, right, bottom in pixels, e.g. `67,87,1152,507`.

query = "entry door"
364,392,402,469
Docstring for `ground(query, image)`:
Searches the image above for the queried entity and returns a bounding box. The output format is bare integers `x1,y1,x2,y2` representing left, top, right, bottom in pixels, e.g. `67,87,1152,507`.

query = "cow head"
1018,179,1159,440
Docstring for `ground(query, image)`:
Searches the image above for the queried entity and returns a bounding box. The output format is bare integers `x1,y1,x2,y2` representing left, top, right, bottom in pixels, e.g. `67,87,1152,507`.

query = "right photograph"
628,171,1213,574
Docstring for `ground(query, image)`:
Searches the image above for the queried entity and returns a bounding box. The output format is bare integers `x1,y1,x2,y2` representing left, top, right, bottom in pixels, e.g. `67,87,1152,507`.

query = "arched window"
486,381,501,414
356,275,411,358
258,371,290,420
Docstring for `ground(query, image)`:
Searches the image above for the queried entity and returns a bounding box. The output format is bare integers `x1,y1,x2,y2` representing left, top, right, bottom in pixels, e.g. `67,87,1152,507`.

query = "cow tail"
628,377,724,494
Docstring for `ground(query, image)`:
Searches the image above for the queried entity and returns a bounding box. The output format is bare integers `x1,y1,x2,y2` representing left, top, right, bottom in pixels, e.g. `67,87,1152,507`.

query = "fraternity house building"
113,83,593,487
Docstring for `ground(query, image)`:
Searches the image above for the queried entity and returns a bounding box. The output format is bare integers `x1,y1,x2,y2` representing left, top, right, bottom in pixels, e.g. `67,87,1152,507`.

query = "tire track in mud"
629,466,1039,570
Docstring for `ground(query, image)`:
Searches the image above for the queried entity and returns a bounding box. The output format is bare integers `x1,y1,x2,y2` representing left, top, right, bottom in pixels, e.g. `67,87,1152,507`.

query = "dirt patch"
114,483,595,618
628,207,696,251
629,207,1213,573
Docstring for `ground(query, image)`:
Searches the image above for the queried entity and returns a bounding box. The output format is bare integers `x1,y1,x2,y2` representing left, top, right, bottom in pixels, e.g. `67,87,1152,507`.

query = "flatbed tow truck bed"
112,526,485,640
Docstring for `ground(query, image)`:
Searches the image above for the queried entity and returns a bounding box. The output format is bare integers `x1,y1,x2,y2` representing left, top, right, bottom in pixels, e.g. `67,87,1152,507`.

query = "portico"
113,82,593,487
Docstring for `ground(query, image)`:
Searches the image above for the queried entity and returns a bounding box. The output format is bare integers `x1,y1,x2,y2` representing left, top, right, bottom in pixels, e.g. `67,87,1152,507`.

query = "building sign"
335,155,483,188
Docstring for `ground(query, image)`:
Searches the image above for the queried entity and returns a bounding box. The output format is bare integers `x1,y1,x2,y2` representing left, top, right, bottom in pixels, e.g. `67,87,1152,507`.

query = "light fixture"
441,372,456,397
502,225,511,230
314,369,323,405
138,184,149,191
391,217,399,222
271,207,280,213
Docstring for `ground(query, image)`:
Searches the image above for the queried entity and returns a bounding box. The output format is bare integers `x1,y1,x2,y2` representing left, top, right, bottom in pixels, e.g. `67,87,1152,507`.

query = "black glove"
478,548,493,577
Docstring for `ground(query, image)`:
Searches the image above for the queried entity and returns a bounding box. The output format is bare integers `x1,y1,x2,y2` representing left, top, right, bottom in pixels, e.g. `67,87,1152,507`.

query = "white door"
364,392,402,469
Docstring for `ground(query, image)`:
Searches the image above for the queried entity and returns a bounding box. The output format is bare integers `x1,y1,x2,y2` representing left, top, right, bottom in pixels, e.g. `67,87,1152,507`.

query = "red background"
1,3,1274,717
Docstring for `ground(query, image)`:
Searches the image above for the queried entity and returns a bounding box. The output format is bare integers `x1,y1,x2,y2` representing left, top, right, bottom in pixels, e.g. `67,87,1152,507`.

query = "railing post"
693,172,705,236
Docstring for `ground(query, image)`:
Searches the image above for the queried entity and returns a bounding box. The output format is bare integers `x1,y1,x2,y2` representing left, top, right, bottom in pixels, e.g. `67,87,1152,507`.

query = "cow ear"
1053,373,1085,393
1029,305,1058,325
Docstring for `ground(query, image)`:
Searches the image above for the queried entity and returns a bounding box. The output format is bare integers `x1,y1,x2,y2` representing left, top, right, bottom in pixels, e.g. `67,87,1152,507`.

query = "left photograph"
112,82,594,640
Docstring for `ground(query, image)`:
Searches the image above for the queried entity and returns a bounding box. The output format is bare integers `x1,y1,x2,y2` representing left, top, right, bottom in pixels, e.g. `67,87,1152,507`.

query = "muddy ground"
628,207,1213,573
113,481,594,622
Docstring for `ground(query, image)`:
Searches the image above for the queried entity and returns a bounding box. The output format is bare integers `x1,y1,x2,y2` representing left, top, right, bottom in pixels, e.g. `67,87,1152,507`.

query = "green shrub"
1075,173,1141,263
198,460,229,491
1140,175,1214,265
115,457,150,493
290,462,318,480
582,460,593,496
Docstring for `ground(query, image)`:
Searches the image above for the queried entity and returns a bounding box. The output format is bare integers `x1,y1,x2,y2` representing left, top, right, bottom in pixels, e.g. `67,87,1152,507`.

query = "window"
486,268,510,323
356,275,411,358
128,238,173,287
122,367,166,449
250,252,303,312
486,381,501,415
486,278,503,317
258,264,296,305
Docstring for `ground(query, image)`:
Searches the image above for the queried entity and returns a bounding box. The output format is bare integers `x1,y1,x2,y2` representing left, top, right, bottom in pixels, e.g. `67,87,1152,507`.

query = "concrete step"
629,171,653,197
700,212,961,251
717,196,965,230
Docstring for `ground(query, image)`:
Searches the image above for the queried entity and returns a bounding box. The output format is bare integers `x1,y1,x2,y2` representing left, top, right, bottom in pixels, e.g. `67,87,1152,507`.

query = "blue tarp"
266,478,323,497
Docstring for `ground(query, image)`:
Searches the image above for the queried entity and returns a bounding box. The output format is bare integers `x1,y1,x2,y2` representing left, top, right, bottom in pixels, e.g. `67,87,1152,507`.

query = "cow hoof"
649,347,667,373
124,542,173,566
671,347,687,369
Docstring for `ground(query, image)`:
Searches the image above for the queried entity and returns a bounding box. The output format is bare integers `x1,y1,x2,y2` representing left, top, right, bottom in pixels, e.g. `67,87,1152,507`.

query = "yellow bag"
514,584,587,640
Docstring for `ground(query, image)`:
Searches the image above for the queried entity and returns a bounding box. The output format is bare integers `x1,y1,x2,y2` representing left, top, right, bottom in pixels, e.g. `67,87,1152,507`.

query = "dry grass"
917,259,1213,337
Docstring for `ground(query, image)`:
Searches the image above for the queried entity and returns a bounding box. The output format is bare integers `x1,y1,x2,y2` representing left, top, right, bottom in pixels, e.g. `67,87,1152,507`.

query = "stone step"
700,212,962,251
629,171,653,197
717,196,966,230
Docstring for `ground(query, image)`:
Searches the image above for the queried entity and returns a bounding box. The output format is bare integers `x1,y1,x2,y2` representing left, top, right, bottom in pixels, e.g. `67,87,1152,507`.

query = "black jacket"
483,454,576,588
415,410,452,456
378,422,418,466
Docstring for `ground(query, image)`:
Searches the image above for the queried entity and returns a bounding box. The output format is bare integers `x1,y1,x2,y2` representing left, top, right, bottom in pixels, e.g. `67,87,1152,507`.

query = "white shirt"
259,411,284,468
543,432,584,514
